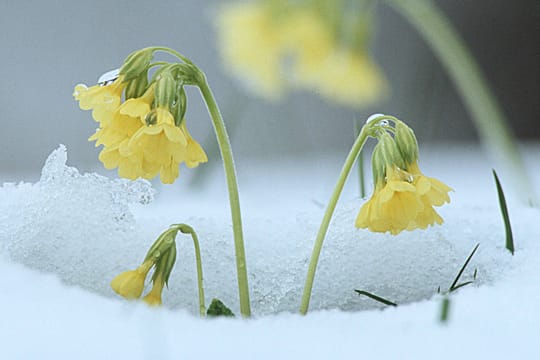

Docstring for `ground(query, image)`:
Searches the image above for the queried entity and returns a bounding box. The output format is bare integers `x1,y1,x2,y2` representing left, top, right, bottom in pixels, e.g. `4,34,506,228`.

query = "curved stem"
197,76,251,317
175,224,206,317
384,0,535,203
151,46,193,65
299,125,371,315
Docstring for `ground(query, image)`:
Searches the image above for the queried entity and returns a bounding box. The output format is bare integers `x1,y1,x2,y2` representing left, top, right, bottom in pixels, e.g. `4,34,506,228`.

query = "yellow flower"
143,273,165,307
356,162,452,235
120,107,207,184
314,50,387,108
110,260,153,299
73,76,125,124
217,2,287,98
283,9,334,78
356,166,424,235
407,161,452,230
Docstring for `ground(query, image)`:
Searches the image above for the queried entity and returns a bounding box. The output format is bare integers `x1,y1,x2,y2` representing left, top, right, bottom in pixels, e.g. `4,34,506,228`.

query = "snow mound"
0,145,534,316
0,145,154,293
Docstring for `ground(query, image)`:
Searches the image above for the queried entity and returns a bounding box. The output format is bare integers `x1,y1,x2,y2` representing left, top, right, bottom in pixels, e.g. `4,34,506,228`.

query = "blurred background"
0,0,538,180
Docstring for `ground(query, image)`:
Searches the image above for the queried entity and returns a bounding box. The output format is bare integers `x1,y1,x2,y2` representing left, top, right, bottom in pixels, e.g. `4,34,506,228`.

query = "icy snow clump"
0,145,154,293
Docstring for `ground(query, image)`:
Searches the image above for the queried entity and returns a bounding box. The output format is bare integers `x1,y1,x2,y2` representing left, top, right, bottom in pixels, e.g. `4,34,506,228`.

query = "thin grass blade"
449,281,474,293
354,290,397,307
493,170,515,255
450,243,479,291
439,296,451,323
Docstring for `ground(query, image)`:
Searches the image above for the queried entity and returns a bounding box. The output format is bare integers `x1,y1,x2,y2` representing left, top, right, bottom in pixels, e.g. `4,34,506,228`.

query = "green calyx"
394,120,419,165
154,71,177,108
124,70,149,100
143,227,179,287
120,48,154,82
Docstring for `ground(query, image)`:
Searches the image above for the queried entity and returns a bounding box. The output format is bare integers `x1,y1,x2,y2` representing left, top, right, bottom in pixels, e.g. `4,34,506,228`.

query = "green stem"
151,46,193,65
354,119,366,198
384,0,535,203
197,75,251,317
174,224,206,317
299,124,370,314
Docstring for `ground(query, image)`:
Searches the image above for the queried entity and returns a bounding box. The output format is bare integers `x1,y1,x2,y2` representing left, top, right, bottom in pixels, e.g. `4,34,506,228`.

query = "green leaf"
206,298,235,317
354,290,397,307
493,170,515,255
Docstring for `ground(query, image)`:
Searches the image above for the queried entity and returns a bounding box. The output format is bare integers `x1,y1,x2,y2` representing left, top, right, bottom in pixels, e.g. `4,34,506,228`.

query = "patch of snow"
0,144,539,359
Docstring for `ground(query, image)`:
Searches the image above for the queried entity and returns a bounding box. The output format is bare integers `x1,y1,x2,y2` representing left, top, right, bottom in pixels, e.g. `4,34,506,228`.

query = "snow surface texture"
1,144,539,359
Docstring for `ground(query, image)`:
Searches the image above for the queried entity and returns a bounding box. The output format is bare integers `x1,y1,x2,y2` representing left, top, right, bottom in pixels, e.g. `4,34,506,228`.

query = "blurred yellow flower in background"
216,1,387,108
218,2,287,98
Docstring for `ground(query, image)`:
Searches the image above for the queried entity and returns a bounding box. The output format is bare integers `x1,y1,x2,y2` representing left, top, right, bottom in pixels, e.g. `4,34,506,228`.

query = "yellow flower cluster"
217,2,387,108
356,118,452,235
356,163,452,235
73,62,207,184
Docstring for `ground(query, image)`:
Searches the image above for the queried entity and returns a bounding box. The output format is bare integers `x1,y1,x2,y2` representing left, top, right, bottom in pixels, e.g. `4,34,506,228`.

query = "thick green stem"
300,125,370,315
384,0,535,203
175,224,206,317
197,77,251,317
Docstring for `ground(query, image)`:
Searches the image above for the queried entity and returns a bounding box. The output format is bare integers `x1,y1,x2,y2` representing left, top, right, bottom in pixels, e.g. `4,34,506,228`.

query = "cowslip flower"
143,273,165,307
356,124,451,235
73,76,126,124
356,165,425,235
121,107,208,184
110,260,154,299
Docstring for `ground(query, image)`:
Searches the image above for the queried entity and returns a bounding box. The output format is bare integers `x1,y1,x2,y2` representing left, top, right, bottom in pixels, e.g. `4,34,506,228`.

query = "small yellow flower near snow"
356,118,452,235
143,273,165,307
110,260,154,299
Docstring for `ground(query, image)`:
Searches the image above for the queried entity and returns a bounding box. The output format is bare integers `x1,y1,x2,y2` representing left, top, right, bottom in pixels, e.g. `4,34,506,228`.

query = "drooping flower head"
356,116,452,235
73,47,207,184
111,227,179,306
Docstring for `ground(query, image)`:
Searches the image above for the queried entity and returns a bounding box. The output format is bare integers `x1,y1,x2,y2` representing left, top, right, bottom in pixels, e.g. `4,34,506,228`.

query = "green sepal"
206,298,235,317
172,84,187,127
394,121,419,165
124,69,149,100
144,227,178,263
371,142,386,187
120,48,154,82
154,71,177,108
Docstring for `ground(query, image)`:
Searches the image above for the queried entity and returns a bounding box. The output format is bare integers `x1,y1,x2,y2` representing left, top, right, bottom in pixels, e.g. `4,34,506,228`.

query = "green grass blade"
493,170,515,255
449,281,474,293
450,243,479,291
354,290,397,307
439,296,451,323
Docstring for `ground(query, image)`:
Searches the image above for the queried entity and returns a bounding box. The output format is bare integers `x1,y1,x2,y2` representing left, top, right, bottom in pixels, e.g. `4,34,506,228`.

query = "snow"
0,144,539,359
